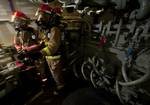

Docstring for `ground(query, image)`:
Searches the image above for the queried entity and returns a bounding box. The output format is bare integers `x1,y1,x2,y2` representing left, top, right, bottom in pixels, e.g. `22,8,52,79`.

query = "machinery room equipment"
0,0,150,105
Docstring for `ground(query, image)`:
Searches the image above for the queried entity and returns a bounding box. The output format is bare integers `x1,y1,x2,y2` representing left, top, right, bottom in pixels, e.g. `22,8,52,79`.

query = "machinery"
59,0,150,105
1,0,150,105
0,45,42,105
0,46,19,103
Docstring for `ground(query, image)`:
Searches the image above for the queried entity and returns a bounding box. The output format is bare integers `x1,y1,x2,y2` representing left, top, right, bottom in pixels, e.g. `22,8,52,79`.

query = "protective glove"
40,47,51,56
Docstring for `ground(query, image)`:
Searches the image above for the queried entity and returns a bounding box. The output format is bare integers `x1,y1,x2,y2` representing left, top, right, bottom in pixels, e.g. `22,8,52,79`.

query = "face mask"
14,19,27,31
36,12,61,29
36,13,51,29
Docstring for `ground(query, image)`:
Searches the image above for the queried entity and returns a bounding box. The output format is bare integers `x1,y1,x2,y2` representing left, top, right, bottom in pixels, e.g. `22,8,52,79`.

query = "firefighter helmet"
35,3,62,16
11,11,30,30
11,11,30,22
35,3,62,28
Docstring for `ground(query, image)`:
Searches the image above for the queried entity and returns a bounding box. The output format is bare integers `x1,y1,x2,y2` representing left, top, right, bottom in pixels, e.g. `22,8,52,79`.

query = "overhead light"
96,9,104,14
74,0,81,4
83,7,89,11
62,4,76,8
58,0,81,4
58,0,66,4
77,10,83,14
87,10,94,16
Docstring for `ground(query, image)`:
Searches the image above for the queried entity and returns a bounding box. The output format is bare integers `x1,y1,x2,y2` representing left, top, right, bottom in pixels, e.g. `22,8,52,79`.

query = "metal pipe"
115,80,124,104
130,0,150,19
121,61,129,82
8,0,16,13
114,19,122,47
119,64,150,86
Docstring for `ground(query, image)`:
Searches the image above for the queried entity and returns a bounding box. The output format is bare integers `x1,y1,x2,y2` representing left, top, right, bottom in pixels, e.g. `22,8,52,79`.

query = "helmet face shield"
37,14,42,21
36,11,52,28
13,18,29,30
36,11,51,20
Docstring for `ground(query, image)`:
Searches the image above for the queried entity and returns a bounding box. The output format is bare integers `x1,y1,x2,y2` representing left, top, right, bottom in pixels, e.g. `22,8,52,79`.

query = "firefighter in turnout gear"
11,11,48,87
35,3,65,94
11,11,40,52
